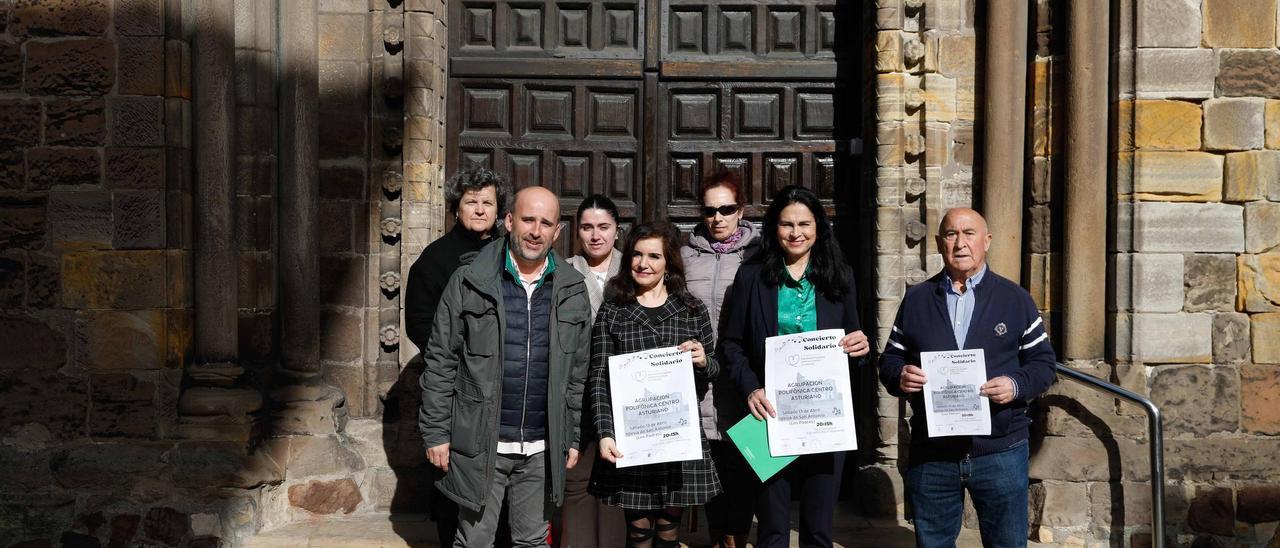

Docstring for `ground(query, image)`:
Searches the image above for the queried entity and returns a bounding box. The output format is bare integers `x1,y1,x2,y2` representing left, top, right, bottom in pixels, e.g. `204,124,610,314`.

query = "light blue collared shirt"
944,264,987,349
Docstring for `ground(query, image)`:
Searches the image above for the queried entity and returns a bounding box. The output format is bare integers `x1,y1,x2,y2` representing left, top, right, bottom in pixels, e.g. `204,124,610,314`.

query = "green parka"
418,239,592,512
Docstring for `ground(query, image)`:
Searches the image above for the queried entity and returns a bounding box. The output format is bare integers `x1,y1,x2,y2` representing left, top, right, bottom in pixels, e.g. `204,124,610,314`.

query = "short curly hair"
444,166,511,217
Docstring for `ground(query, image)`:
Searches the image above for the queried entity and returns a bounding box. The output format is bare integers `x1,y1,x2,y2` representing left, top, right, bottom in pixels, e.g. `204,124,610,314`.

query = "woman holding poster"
720,185,871,548
588,221,722,548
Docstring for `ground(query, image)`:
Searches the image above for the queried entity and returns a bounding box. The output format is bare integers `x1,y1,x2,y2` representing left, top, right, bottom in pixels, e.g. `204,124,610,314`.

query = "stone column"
980,0,1029,280
275,0,345,434
180,0,262,440
1062,0,1108,359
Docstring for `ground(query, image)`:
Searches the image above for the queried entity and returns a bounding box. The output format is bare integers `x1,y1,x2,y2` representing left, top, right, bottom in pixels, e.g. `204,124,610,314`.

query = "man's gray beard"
509,233,550,263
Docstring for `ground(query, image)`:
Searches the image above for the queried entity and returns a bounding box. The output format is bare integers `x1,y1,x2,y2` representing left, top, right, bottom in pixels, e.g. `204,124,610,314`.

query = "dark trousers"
755,451,845,548
705,440,758,536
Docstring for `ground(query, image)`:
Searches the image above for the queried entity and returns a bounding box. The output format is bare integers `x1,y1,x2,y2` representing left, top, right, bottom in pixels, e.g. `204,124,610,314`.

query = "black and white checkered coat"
587,296,724,509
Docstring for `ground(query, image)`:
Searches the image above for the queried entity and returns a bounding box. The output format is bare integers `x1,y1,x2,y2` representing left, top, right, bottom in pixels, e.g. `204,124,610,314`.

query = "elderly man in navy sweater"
879,208,1056,548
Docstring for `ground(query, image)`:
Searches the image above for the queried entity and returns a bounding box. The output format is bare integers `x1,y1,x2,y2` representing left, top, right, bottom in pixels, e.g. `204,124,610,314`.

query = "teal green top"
504,242,556,288
777,267,817,335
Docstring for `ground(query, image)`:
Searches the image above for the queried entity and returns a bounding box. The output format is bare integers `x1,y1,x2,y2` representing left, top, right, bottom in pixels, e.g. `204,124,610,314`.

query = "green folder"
727,415,797,482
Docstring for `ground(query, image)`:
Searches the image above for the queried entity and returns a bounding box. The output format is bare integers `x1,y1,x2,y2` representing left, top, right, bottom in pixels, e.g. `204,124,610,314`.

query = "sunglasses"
700,204,741,217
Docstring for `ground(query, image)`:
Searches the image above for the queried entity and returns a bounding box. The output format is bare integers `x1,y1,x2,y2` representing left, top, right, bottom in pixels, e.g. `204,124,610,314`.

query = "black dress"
587,297,724,510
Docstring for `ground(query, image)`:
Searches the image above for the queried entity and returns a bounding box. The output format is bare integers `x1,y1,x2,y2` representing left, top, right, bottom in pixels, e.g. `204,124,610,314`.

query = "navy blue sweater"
878,269,1056,460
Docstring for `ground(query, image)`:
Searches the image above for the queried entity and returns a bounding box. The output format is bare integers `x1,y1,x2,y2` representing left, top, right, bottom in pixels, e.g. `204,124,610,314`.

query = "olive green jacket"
418,238,592,512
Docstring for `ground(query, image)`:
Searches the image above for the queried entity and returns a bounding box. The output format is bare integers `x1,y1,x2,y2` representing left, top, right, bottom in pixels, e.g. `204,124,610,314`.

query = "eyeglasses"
700,204,741,217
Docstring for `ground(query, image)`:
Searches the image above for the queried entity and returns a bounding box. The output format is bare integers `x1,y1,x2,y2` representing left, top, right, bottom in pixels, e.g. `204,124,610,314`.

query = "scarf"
710,226,747,254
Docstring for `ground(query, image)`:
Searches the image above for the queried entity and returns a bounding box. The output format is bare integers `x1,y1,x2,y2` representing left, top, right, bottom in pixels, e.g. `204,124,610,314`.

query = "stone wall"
1025,0,1280,546
0,0,219,544
862,0,978,518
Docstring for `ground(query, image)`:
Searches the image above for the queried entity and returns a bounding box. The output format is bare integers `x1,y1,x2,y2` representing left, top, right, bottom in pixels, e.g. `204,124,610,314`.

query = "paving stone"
110,96,165,147
43,97,105,146
1237,254,1280,312
27,148,101,190
1136,48,1216,99
0,98,43,147
1254,313,1280,364
288,479,363,515
1245,202,1280,254
1268,100,1280,149
1131,253,1184,312
1132,313,1213,363
24,38,114,95
118,36,165,95
0,39,20,91
1137,0,1202,47
1203,0,1277,47
11,0,110,37
1185,254,1236,312
1133,151,1222,201
1213,312,1250,365
1134,202,1244,253
1217,49,1280,98
1134,100,1201,150
0,194,48,251
1204,97,1266,151
1151,364,1239,436
115,0,164,35
1224,150,1280,202
61,250,167,309
1241,365,1280,435
105,147,165,190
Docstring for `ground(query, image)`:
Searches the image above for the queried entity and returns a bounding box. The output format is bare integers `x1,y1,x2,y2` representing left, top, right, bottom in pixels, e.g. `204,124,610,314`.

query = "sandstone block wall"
1098,0,1280,545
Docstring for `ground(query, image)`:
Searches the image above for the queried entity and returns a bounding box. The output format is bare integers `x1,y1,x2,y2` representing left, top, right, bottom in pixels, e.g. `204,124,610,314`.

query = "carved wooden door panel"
446,0,857,255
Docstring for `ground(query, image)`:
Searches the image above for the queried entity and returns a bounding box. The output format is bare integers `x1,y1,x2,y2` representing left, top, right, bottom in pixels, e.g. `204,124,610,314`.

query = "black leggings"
624,508,683,548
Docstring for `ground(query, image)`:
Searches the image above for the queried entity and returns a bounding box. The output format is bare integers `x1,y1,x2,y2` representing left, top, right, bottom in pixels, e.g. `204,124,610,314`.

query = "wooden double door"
446,0,861,255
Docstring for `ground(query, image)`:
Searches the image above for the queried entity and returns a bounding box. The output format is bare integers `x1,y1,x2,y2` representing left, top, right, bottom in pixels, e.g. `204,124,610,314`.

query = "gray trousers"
454,452,550,548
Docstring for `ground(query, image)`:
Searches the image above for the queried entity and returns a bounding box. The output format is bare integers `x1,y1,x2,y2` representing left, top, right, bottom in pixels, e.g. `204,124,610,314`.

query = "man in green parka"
419,186,593,547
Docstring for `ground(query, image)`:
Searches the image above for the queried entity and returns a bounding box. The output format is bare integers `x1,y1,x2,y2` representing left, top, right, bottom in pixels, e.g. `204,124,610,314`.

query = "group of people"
407,166,1057,548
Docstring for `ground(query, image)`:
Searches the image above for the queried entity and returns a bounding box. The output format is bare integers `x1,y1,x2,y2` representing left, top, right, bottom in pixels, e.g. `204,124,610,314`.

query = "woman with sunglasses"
679,170,760,548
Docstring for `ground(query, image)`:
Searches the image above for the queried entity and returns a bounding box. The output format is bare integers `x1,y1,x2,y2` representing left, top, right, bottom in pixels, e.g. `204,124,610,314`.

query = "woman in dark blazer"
588,221,722,548
720,185,870,548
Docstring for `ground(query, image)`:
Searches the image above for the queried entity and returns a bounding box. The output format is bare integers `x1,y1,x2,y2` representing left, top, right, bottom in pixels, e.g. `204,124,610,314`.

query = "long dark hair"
758,185,851,298
604,221,700,308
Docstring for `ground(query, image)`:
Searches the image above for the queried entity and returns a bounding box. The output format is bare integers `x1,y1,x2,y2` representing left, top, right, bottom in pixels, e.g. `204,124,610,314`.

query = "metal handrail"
1053,363,1164,548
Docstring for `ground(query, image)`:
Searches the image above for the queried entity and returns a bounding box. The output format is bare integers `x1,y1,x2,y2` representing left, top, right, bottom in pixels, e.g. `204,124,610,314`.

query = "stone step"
244,510,1042,548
